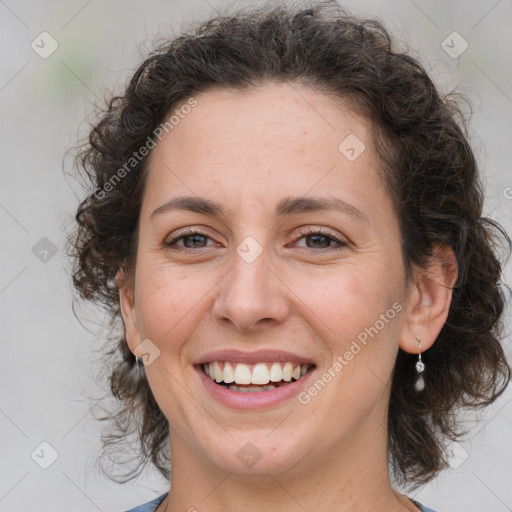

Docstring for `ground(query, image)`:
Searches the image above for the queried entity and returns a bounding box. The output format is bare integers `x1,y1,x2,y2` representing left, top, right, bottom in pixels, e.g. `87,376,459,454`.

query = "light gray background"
1,1,511,511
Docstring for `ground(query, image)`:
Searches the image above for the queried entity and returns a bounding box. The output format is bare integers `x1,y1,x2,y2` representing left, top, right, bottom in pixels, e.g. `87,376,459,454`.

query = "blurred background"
1,1,511,511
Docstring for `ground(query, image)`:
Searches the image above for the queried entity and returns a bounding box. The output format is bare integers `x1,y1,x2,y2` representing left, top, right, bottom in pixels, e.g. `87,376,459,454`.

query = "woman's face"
120,83,415,476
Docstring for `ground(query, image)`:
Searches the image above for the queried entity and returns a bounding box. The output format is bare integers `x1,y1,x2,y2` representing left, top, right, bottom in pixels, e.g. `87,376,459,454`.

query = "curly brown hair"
66,0,511,489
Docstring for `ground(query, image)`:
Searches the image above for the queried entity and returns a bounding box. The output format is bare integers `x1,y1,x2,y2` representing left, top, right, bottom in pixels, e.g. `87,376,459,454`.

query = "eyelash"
165,227,348,252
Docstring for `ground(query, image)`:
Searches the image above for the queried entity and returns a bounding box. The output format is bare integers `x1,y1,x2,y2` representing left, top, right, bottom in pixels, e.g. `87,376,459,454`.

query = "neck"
157,414,420,512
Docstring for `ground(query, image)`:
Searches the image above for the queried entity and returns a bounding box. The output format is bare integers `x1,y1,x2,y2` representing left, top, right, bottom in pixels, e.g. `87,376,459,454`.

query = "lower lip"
195,365,315,410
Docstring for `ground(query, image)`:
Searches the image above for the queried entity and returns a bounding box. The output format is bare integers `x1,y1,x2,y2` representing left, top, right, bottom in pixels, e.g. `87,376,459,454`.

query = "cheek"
294,263,404,397
294,262,396,344
134,264,219,354
298,265,402,417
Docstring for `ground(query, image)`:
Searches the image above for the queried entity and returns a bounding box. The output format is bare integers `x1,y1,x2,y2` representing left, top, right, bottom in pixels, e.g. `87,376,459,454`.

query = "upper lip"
193,349,317,366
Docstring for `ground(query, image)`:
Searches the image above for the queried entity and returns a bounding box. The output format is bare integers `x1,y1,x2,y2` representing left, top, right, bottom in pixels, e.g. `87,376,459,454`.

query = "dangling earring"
135,354,144,367
414,336,425,392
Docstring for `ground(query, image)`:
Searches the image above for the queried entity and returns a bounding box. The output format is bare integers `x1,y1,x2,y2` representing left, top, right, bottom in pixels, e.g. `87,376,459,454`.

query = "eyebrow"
150,195,368,223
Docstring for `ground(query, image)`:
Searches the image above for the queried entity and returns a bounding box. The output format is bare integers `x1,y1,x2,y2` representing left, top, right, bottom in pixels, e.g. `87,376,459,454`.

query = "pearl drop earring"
414,336,425,392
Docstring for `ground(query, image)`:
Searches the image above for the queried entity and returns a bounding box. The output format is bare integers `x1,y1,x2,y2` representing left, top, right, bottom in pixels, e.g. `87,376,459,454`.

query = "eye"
164,227,348,252
291,227,348,251
165,229,217,249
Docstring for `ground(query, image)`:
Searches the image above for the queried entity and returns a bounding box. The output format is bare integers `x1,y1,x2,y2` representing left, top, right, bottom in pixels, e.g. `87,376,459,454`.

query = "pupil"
184,235,206,248
307,235,329,248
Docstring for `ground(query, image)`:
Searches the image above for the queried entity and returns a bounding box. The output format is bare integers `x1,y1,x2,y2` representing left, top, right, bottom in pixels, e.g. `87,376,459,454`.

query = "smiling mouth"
201,361,314,392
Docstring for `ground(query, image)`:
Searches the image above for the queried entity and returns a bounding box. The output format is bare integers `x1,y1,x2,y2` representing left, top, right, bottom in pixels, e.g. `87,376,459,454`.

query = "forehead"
141,83,387,221
166,83,370,152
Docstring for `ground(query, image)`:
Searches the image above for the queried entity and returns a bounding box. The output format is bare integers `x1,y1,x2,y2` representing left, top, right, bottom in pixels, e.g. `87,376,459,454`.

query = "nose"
211,246,290,333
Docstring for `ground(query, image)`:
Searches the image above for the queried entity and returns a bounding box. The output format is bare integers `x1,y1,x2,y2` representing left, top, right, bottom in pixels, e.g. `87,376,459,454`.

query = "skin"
117,83,457,512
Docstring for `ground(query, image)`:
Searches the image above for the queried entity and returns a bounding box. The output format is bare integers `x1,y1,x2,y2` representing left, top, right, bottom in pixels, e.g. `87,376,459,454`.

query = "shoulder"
122,492,168,512
124,494,438,512
413,501,439,512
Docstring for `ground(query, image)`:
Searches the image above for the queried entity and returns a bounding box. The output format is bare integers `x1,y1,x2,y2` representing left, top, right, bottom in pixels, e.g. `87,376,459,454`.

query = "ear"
399,242,458,354
116,267,141,356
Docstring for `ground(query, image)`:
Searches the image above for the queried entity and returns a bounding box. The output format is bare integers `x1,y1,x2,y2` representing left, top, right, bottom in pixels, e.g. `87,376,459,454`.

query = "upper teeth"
203,362,310,385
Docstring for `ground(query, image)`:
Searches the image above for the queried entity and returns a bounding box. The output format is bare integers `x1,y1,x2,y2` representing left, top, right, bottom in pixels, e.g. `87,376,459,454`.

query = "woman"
67,2,511,511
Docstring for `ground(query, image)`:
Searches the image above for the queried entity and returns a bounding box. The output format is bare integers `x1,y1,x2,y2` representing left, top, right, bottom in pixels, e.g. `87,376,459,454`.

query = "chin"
204,434,309,476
